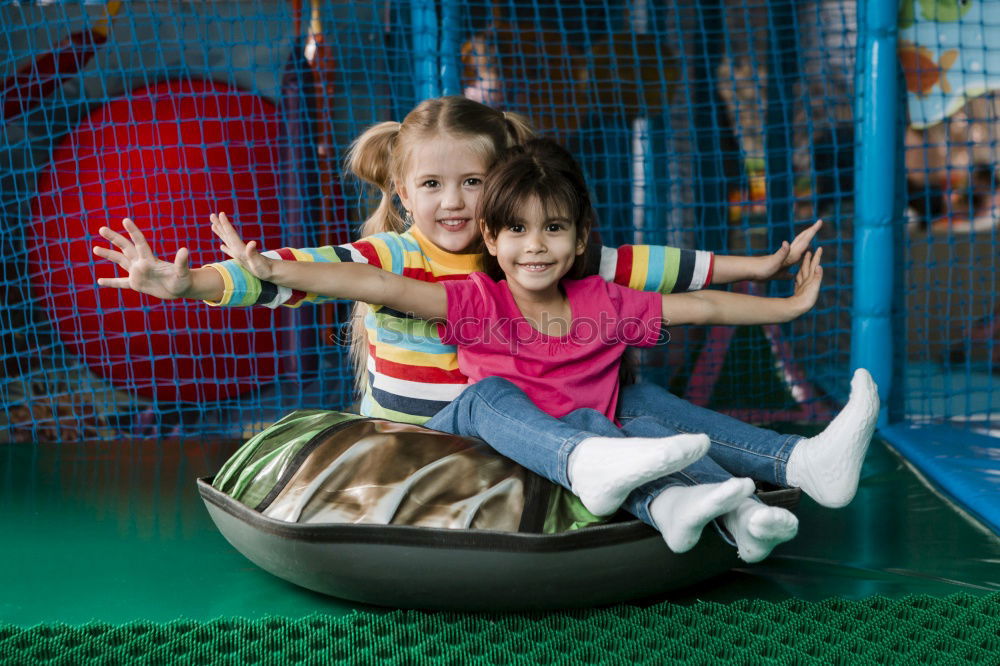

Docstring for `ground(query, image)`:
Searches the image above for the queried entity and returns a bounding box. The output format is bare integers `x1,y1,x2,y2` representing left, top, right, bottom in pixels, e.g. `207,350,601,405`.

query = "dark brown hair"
477,138,594,281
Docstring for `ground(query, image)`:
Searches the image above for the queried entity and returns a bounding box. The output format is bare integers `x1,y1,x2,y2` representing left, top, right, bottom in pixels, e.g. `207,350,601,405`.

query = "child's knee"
468,376,522,399
563,407,619,434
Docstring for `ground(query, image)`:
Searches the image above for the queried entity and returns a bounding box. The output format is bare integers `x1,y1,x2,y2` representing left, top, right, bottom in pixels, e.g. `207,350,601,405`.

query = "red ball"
31,79,289,403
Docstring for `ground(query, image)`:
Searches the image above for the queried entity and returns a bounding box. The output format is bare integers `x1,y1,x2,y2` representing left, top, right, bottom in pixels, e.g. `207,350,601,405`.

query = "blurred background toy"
30,79,287,404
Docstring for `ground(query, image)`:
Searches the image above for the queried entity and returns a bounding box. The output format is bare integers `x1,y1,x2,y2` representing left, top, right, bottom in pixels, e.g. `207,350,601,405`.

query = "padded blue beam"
411,0,438,100
881,423,1000,535
852,0,899,428
439,0,460,96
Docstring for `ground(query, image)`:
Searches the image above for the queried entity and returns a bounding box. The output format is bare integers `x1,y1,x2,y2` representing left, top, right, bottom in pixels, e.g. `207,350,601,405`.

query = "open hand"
93,218,192,299
790,246,823,316
757,219,823,280
210,212,274,280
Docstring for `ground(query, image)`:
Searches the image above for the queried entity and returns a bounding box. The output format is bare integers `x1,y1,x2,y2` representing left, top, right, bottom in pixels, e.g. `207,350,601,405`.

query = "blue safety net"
898,0,1000,435
2,0,858,442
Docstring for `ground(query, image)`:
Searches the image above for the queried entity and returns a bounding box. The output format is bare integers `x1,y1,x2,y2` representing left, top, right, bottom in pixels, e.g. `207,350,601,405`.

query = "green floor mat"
3,435,1000,626
3,594,998,664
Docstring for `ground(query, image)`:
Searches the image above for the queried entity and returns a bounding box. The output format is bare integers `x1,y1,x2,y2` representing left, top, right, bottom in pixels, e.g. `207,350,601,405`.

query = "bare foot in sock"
723,500,799,563
649,477,756,553
568,433,710,516
785,368,879,508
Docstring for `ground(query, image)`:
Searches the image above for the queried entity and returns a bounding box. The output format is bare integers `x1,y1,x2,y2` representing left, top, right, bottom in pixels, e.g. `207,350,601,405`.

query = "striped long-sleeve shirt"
206,226,713,424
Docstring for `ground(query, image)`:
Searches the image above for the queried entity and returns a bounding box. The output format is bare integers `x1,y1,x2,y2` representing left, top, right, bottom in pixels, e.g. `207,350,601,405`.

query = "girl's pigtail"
348,301,370,400
346,120,406,238
344,121,404,397
501,110,535,148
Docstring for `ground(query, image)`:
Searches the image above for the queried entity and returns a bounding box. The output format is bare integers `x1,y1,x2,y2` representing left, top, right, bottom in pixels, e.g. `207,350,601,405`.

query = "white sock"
723,499,799,563
567,433,710,516
649,477,756,553
785,368,879,508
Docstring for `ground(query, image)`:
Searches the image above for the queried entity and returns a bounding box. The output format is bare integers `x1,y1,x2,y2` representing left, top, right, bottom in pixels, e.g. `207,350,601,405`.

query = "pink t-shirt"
439,272,663,422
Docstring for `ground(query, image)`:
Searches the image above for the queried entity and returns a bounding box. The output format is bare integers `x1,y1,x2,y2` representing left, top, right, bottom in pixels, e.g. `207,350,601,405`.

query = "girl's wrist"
257,257,277,282
786,295,809,320
186,266,225,301
755,255,774,281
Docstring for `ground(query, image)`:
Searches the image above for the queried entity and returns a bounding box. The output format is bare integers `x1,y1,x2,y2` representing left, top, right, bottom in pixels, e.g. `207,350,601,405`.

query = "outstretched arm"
711,219,823,284
211,212,447,321
93,218,225,301
662,247,823,326
598,219,822,294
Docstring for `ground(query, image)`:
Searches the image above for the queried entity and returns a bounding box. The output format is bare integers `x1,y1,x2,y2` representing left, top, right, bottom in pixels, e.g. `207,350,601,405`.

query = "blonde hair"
344,96,535,396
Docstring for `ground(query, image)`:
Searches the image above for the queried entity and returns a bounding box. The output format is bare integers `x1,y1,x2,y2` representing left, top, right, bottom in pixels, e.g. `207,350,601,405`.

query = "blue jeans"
617,382,802,487
423,377,787,528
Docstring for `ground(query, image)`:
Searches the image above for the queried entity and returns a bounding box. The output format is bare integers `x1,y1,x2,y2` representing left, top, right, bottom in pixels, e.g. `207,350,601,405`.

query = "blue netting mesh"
898,0,1000,433
2,1,861,442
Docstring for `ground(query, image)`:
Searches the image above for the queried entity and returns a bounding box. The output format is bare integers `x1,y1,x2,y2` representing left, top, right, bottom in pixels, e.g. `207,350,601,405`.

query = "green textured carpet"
3,594,998,664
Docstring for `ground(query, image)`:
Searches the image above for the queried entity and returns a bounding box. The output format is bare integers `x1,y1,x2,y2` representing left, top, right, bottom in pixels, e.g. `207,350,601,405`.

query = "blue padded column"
439,0,460,96
411,0,439,100
852,0,899,428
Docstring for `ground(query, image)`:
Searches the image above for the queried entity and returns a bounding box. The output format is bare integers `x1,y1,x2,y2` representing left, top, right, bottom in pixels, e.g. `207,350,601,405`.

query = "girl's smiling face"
484,194,586,299
397,136,489,253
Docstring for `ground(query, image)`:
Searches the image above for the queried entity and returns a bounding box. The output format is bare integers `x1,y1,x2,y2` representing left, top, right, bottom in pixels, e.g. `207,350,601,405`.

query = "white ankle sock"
649,477,755,553
785,368,879,508
567,433,710,516
722,499,799,563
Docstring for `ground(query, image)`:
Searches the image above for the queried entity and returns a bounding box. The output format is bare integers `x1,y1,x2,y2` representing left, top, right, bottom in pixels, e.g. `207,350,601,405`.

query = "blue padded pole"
852,0,898,428
439,0,460,96
411,0,439,100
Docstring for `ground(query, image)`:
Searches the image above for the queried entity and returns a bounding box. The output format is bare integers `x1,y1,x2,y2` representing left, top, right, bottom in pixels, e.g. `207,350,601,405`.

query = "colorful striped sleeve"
203,239,387,308
593,243,714,294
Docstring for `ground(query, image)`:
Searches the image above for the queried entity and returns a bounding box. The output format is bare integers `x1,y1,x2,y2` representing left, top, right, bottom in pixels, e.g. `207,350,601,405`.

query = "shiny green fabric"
213,410,361,508
212,410,604,533
544,486,609,532
213,410,531,530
